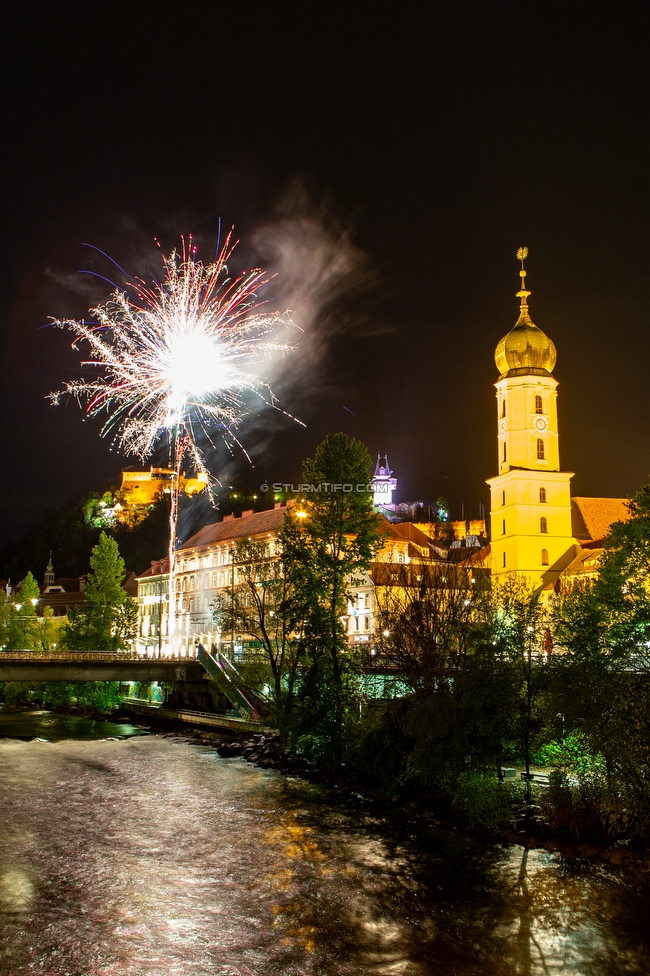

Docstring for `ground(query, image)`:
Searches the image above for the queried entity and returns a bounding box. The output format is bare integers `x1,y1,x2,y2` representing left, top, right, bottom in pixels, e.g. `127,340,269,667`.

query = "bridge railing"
0,650,197,662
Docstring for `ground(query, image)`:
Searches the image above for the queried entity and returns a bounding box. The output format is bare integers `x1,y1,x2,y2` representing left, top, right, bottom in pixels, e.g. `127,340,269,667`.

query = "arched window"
541,549,549,565
502,441,507,463
540,516,548,533
502,552,507,568
536,438,545,460
535,394,543,414
502,490,506,506
539,486,547,503
501,399,506,418
502,519,506,535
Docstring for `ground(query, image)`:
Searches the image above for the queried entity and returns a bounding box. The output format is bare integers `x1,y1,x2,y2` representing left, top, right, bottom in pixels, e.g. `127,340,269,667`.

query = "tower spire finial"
516,246,531,311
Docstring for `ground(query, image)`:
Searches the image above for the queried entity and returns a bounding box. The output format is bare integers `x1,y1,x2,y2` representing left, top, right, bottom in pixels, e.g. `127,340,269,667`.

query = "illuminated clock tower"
486,249,577,587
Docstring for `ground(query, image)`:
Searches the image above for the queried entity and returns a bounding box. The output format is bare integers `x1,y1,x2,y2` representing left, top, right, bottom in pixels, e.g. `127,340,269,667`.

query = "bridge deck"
0,651,205,683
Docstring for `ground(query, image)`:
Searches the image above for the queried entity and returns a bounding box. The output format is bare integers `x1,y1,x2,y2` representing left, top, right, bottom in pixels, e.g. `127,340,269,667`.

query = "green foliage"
536,766,640,841
84,491,118,529
0,680,124,713
540,483,650,841
2,681,41,705
223,536,305,719
19,571,41,607
279,433,380,761
61,532,137,651
435,496,449,521
36,606,65,651
345,700,416,791
451,772,524,831
587,485,650,655
533,732,594,770
2,572,42,649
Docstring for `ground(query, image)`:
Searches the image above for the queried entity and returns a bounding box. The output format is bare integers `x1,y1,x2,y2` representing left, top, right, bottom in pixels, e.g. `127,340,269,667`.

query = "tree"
545,490,650,838
280,433,380,756
374,555,490,698
36,606,64,652
62,532,138,651
2,571,41,649
369,565,543,792
221,536,306,721
593,485,650,659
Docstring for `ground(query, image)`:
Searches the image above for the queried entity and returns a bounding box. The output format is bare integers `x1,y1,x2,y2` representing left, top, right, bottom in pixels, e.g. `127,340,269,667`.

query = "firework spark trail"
51,229,300,646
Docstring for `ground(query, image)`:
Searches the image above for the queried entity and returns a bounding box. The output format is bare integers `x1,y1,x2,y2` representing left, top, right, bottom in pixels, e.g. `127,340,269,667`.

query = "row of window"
501,487,547,506
348,614,371,632
174,542,277,574
502,517,548,534
500,394,545,419
501,439,546,464
501,549,549,568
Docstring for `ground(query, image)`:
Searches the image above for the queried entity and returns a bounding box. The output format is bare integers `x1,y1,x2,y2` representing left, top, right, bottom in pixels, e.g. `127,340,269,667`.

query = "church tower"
44,552,55,588
371,454,398,508
486,249,577,587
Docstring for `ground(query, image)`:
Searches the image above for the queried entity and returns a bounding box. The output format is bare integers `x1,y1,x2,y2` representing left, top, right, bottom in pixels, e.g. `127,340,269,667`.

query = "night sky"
2,3,649,548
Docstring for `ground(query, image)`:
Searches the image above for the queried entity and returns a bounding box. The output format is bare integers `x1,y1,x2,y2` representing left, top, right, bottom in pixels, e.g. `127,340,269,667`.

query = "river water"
1,712,649,975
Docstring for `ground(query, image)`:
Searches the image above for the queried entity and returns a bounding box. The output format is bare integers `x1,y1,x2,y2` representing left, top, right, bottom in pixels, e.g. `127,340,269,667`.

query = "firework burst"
51,229,299,645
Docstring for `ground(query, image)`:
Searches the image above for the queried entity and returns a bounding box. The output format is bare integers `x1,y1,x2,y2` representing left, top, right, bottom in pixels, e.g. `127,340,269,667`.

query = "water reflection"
0,868,35,914
0,736,648,975
0,707,147,741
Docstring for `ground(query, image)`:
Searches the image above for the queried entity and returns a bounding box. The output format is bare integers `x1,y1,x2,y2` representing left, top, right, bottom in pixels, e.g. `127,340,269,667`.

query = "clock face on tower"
532,415,549,431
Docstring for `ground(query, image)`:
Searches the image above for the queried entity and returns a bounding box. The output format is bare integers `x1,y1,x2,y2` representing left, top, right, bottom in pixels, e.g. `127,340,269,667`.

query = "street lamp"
12,599,39,645
524,623,535,815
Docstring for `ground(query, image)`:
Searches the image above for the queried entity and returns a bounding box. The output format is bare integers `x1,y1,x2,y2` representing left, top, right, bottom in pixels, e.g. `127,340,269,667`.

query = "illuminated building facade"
371,454,398,509
119,466,206,513
134,506,447,656
486,251,578,588
485,252,631,591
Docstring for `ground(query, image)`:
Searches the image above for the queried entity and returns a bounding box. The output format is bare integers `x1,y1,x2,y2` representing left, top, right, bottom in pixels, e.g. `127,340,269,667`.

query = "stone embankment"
154,725,650,870
166,728,336,783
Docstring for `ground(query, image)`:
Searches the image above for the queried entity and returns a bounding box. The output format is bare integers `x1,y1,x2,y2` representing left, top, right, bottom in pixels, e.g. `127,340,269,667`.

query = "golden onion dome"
495,249,556,377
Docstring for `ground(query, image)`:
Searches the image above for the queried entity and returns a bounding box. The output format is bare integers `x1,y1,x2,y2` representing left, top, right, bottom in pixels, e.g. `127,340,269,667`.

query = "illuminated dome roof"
495,250,556,377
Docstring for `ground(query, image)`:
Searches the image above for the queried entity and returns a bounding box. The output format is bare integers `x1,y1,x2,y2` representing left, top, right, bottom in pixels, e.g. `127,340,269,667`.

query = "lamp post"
230,547,235,659
156,577,164,659
12,598,39,645
524,623,534,817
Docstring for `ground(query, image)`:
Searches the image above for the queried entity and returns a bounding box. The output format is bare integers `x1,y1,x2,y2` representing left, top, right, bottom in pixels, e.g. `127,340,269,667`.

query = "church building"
487,249,628,591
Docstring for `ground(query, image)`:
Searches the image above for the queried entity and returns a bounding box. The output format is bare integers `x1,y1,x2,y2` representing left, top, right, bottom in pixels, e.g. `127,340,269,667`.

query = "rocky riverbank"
151,722,650,871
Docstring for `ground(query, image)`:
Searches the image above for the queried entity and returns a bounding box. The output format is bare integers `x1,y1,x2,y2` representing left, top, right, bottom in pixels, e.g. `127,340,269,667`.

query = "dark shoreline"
127,709,650,871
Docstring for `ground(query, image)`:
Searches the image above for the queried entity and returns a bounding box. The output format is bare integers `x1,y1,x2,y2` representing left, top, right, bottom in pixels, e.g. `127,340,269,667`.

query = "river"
1,711,649,975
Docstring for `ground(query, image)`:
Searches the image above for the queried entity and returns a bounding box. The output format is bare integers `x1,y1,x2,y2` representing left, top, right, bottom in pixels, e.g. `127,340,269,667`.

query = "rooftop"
571,496,630,544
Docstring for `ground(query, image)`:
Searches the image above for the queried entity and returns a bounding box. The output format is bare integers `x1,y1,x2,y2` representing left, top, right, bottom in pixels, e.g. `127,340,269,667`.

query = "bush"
345,699,416,791
538,766,650,842
451,771,524,831
533,731,593,772
2,681,41,705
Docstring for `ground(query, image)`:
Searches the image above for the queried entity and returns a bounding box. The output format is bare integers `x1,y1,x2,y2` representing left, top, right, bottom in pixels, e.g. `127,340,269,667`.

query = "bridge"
0,650,206,684
0,648,264,721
